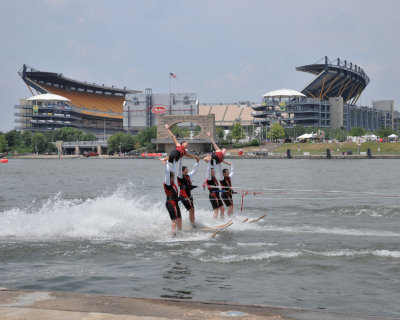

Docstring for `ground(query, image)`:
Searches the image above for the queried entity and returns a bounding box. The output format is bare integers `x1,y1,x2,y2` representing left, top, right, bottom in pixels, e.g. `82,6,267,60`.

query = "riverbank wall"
0,288,396,320
5,154,400,160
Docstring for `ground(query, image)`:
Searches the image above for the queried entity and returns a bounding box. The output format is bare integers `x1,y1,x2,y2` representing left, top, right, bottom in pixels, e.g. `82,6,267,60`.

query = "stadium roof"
19,64,140,95
296,56,370,105
263,89,306,98
26,93,70,101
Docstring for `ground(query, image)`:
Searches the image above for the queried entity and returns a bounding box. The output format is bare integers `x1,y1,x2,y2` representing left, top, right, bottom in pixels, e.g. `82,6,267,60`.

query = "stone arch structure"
155,114,215,153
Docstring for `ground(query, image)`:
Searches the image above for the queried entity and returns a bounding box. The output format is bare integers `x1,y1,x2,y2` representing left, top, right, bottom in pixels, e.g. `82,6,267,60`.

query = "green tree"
350,127,366,137
108,132,125,153
231,122,244,140
21,131,33,147
31,133,48,153
181,128,191,139
0,135,8,152
293,125,306,137
216,126,225,139
330,129,347,141
136,126,157,147
270,123,285,140
106,126,166,153
376,127,393,138
284,128,294,139
171,125,183,138
193,126,201,137
82,132,96,141
5,130,21,148
121,134,135,151
53,127,84,141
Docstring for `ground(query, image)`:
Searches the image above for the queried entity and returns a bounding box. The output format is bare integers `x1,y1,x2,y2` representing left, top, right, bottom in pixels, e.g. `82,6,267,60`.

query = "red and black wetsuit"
220,175,233,207
164,182,181,220
178,174,194,211
211,150,224,164
168,145,187,163
207,175,223,210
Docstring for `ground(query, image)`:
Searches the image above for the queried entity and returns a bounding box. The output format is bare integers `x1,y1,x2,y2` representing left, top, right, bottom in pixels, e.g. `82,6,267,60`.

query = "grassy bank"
274,142,400,155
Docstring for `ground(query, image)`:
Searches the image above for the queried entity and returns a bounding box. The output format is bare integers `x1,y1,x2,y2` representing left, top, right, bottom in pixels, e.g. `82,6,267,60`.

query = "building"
123,90,198,132
198,102,255,128
251,56,395,131
15,64,139,136
373,100,395,129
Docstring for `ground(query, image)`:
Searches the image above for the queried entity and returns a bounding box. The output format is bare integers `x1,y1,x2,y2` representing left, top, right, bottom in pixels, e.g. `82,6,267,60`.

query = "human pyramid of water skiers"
159,124,234,237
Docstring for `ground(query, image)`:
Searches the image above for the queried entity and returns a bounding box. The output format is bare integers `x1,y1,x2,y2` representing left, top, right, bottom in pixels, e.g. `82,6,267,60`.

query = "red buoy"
0,159,8,163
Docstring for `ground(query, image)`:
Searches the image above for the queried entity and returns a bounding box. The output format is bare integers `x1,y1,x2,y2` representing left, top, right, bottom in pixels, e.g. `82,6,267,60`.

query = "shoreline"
0,288,396,320
4,154,400,160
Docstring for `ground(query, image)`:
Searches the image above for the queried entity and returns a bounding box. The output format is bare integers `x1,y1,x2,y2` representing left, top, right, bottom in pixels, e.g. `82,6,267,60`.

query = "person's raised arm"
207,131,220,151
229,162,234,178
188,159,199,179
177,158,183,179
184,152,199,161
164,161,171,186
217,162,223,181
206,161,212,181
165,123,180,147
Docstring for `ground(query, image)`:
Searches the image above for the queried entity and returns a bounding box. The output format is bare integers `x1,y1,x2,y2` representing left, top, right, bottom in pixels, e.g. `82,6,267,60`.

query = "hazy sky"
1,0,399,131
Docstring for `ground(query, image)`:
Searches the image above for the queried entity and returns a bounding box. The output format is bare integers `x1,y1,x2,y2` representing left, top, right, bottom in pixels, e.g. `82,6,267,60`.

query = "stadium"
14,58,397,139
15,64,140,136
251,56,396,131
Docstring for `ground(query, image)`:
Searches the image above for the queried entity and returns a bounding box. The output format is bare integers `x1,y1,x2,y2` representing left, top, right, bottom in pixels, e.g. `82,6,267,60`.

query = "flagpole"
169,74,171,112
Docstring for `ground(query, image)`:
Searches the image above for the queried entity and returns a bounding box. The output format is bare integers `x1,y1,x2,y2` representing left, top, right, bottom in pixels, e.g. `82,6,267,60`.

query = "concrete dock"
0,288,398,320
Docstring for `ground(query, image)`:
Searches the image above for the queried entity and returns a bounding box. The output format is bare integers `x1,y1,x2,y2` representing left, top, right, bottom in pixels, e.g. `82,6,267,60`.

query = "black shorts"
221,192,233,207
209,192,223,210
181,196,194,211
211,154,221,164
168,150,181,163
166,201,181,220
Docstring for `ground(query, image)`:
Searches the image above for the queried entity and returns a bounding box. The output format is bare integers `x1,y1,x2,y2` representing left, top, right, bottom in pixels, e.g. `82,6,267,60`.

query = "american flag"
169,72,177,79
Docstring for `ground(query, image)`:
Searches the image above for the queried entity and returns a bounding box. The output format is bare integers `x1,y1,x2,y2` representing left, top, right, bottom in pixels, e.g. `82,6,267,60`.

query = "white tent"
296,133,314,140
362,134,378,142
27,93,70,102
388,134,398,138
263,89,306,98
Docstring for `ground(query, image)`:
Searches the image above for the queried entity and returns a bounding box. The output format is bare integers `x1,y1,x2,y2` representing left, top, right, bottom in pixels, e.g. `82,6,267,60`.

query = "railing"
151,138,212,144
14,104,74,111
61,141,108,148
14,104,122,118
253,99,331,109
14,113,81,120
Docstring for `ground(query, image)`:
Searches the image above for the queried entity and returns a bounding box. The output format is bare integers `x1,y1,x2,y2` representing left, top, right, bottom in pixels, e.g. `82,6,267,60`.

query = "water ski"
209,221,233,238
210,230,220,239
201,220,233,231
248,214,266,223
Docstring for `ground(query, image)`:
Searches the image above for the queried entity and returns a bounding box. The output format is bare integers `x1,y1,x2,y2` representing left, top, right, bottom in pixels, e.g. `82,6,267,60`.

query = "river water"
0,159,399,317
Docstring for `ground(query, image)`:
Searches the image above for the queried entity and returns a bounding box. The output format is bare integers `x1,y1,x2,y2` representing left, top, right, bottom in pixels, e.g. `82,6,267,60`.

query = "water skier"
163,161,182,237
206,160,225,219
159,124,199,172
203,131,228,165
177,157,199,228
219,162,234,216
